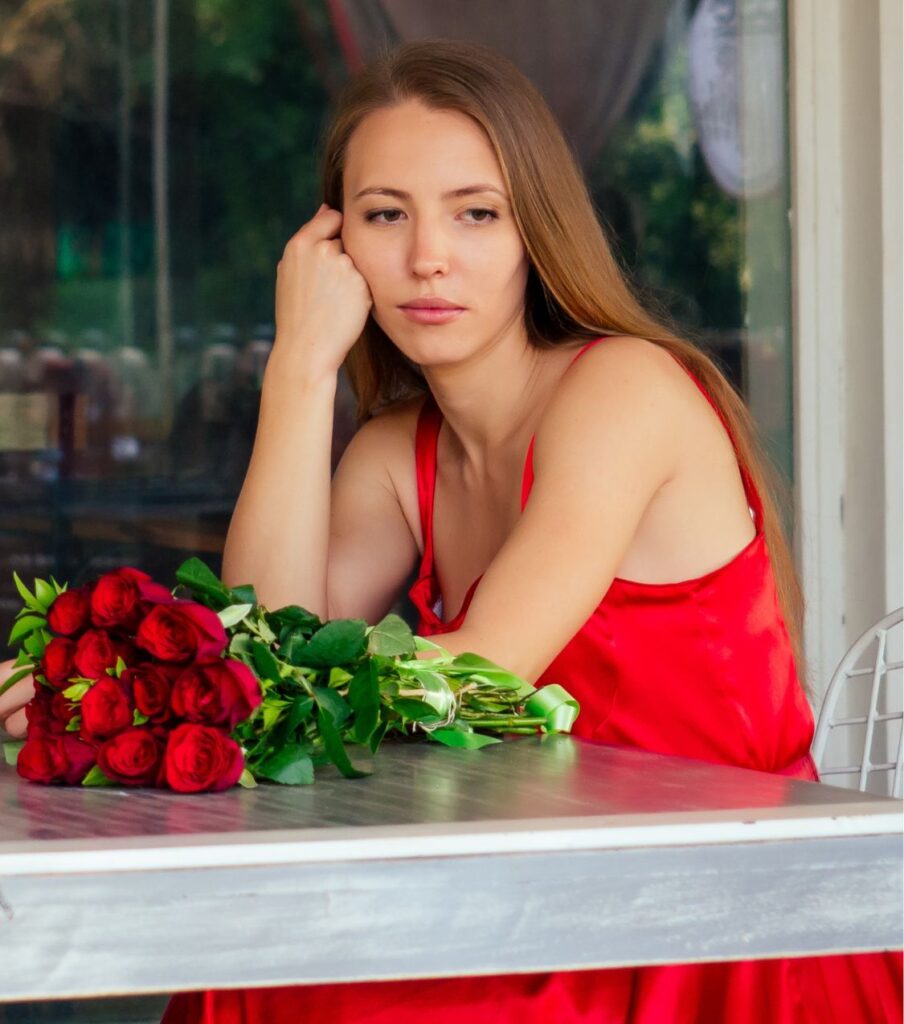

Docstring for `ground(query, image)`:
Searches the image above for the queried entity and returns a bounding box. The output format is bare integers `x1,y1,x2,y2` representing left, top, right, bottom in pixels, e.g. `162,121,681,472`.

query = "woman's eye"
462,208,498,224
365,209,404,224
364,208,498,225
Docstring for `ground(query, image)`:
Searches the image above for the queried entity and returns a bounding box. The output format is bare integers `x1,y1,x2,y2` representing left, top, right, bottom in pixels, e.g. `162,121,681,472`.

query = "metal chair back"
812,608,903,796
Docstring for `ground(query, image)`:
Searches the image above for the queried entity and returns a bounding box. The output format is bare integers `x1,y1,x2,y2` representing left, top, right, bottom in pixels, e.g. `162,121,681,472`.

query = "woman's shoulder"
541,334,696,432
536,333,737,477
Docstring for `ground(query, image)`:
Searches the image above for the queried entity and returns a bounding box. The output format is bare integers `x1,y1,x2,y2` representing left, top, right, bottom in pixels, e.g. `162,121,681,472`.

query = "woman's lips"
399,306,465,325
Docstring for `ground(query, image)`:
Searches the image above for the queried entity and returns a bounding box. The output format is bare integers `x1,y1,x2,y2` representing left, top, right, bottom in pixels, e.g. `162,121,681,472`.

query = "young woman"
1,38,899,1024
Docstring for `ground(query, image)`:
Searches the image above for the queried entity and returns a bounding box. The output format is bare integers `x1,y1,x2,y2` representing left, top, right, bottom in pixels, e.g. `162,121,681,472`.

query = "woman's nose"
409,221,449,278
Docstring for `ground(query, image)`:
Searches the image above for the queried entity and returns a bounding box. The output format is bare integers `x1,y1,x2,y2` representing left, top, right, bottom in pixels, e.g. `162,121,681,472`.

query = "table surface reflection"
0,736,900,999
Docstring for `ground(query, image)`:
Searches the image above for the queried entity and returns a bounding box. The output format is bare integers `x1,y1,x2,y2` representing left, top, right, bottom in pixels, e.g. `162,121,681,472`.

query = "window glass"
0,0,791,626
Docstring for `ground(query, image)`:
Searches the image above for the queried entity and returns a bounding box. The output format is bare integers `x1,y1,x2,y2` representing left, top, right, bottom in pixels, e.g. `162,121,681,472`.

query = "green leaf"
217,603,254,629
267,604,322,634
33,578,56,612
255,744,315,785
312,686,350,728
369,721,389,754
174,557,232,608
3,740,24,766
285,696,314,733
250,640,282,685
229,584,258,606
428,728,502,749
228,633,252,659
9,615,46,646
260,703,285,731
12,572,40,612
63,682,91,700
301,619,367,667
237,767,258,788
348,662,380,745
133,709,149,726
65,715,82,732
367,614,415,657
0,665,35,697
22,629,48,660
82,764,119,787
111,656,127,679
391,698,442,722
317,707,370,779
281,628,308,666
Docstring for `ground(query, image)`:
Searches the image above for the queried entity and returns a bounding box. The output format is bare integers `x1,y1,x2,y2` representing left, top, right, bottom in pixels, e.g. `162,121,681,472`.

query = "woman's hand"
272,203,374,382
0,659,35,739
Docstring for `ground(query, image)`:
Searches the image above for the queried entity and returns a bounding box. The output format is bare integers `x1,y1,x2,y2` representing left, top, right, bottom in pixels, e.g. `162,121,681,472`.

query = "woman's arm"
427,339,687,681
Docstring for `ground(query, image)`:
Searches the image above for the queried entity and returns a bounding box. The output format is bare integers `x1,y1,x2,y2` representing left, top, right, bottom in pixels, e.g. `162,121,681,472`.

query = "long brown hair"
319,39,804,675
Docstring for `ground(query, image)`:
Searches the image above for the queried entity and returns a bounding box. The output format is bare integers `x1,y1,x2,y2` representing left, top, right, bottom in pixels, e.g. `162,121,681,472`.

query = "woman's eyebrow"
352,184,507,201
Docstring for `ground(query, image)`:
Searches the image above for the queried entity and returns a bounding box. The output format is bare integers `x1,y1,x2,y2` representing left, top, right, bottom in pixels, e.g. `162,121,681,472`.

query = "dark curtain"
329,0,673,168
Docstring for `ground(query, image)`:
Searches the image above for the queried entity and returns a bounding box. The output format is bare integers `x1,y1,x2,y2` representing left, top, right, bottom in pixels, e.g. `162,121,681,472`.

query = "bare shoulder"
536,335,694,459
339,393,423,463
334,392,425,545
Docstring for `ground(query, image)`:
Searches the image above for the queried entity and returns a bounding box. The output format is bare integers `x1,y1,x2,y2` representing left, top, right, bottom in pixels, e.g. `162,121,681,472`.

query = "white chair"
812,608,903,797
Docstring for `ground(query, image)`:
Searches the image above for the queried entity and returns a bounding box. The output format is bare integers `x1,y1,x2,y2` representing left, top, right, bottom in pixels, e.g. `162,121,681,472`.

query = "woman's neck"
420,325,559,473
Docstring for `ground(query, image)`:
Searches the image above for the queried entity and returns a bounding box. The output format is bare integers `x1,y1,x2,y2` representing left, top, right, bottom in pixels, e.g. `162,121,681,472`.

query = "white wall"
790,0,903,703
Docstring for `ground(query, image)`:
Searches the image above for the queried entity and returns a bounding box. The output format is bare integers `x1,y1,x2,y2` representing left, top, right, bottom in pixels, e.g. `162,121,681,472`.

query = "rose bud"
73,629,132,680
136,602,228,663
51,692,79,731
46,586,92,637
90,568,160,631
124,663,177,723
170,659,262,730
97,727,163,786
24,685,55,733
17,733,69,783
79,676,134,742
60,734,98,784
163,723,244,793
40,637,77,689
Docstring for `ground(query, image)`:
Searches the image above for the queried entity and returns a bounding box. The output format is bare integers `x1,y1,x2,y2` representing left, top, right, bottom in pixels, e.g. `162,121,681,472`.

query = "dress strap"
669,359,765,531
414,393,442,570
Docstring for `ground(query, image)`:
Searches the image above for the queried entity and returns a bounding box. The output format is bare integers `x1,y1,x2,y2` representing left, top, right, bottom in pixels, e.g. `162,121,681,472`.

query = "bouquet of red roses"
3,559,580,793
4,567,262,792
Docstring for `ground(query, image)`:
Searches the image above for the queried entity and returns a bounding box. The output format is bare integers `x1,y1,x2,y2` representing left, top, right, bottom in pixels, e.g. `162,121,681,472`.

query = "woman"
2,38,900,1023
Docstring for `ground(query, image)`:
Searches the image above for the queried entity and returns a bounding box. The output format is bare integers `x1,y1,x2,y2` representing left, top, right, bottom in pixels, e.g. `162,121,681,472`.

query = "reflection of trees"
0,0,124,332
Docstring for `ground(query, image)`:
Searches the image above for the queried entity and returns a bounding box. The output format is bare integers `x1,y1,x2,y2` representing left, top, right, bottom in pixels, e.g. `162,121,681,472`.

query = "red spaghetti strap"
413,393,442,566
568,335,610,366
663,352,766,531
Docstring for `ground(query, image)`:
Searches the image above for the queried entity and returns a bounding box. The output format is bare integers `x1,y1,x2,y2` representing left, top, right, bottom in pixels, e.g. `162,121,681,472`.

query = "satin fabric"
162,337,902,1023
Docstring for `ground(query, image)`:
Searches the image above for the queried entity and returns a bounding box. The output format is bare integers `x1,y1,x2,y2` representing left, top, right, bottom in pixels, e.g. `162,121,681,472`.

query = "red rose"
89,568,164,630
24,685,56,733
73,629,132,680
79,676,133,741
60,734,98,783
97,727,163,786
18,733,67,782
46,586,92,637
51,692,79,730
163,723,244,793
124,663,176,723
170,659,262,729
40,636,76,689
136,602,227,663
17,732,96,784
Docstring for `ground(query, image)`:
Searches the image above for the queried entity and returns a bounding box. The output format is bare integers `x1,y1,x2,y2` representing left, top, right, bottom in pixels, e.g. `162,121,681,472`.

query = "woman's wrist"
262,344,339,398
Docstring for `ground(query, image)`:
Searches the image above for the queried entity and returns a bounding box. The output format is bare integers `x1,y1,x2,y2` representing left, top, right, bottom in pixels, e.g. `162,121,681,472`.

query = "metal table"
0,736,900,1001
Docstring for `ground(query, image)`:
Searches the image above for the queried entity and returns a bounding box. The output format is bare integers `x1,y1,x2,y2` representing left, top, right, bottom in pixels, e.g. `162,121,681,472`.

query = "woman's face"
341,100,530,366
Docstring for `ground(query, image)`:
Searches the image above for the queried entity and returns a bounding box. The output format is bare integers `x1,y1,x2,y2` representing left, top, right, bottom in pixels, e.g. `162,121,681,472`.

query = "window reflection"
0,0,791,637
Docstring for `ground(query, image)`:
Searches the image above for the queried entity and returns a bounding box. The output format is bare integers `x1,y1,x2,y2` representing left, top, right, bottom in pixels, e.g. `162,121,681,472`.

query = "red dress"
163,338,902,1023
